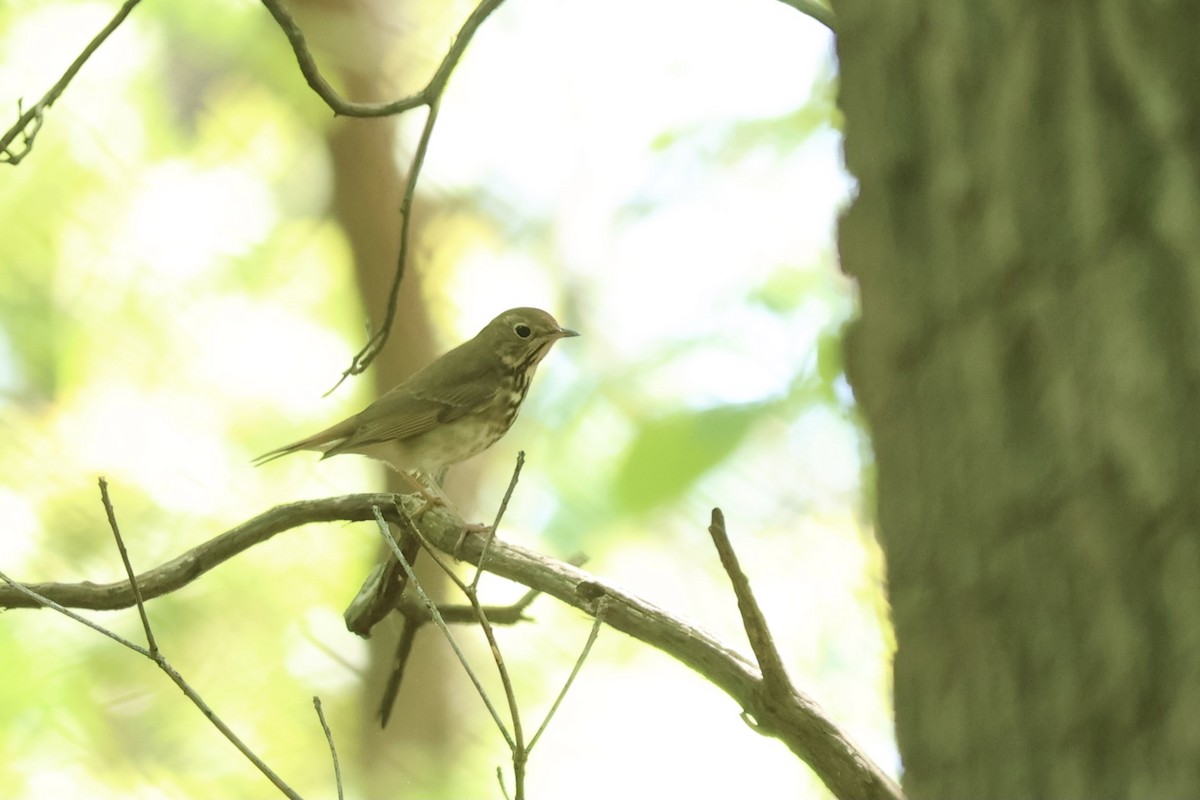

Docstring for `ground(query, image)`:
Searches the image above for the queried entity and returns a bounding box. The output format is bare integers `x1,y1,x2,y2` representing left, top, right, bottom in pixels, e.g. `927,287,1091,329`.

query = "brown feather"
251,415,360,465
252,306,578,472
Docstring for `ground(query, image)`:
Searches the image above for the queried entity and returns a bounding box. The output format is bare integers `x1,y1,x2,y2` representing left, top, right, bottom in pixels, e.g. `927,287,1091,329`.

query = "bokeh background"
0,0,893,797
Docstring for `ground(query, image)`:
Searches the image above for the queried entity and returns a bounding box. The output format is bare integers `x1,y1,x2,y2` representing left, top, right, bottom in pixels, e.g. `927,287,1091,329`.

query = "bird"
254,307,579,487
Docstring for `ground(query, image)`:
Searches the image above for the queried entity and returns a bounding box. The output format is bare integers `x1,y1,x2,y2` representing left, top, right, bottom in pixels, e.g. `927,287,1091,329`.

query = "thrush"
255,306,578,483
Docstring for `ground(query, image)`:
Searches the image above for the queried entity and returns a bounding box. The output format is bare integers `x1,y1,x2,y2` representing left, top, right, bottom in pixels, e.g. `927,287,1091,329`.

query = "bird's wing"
332,354,502,450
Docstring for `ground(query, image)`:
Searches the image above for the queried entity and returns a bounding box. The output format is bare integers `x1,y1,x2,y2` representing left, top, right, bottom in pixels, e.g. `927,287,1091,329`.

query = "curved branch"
326,97,443,392
259,0,503,384
0,495,403,611
0,494,901,800
259,0,506,118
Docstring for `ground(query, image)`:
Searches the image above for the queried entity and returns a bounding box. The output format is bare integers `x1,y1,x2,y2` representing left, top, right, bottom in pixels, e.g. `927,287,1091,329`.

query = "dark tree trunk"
837,2,1200,798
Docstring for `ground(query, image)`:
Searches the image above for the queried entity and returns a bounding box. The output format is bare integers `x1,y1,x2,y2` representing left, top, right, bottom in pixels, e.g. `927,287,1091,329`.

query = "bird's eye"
514,323,532,339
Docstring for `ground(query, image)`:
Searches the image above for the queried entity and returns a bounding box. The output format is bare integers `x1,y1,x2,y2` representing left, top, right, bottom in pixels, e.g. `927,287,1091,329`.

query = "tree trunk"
296,0,464,791
837,2,1200,797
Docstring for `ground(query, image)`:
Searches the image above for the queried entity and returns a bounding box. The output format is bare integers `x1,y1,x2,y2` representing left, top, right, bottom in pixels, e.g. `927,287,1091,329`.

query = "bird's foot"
397,470,452,520
410,490,447,521
453,523,494,560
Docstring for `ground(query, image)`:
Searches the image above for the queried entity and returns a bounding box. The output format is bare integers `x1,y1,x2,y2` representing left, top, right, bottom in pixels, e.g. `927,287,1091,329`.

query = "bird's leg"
452,522,493,560
398,469,449,519
400,469,491,558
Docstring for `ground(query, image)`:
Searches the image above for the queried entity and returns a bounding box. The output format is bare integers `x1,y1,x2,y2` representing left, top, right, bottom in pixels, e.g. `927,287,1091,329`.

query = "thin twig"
377,588,543,726
259,0,507,385
390,497,476,604
527,609,603,753
706,508,790,692
326,95,444,394
0,572,303,799
0,569,147,653
313,696,344,800
376,589,541,726
407,512,527,798
471,451,525,591
372,505,516,749
102,481,303,799
468,584,526,798
152,660,305,799
1,0,144,164
397,591,540,626
98,477,158,654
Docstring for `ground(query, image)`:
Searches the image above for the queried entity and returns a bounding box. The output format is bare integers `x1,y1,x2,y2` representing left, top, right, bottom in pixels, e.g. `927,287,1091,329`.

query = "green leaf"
614,404,763,512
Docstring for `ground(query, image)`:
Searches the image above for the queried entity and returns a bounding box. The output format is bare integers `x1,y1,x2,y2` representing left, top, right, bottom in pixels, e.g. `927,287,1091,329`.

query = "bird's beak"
556,327,580,338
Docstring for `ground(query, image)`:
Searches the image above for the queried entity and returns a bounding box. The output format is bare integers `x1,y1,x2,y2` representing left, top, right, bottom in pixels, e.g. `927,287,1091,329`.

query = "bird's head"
484,307,579,369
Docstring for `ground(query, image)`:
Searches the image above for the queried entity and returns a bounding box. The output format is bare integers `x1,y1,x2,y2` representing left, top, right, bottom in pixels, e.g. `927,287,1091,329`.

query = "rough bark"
837,2,1200,798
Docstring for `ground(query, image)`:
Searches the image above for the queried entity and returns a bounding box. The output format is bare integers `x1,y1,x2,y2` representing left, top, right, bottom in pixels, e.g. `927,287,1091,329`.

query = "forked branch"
0,494,902,800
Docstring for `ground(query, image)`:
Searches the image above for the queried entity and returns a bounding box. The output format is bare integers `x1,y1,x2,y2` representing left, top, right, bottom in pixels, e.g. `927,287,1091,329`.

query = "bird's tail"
252,418,356,467
251,442,307,467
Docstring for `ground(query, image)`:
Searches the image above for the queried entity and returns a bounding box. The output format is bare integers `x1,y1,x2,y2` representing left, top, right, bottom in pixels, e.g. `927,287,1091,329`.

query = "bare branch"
313,696,344,800
2,494,902,800
707,507,789,692
0,494,426,611
402,507,529,796
327,96,444,391
394,591,539,626
705,508,903,799
0,573,303,798
2,0,506,373
372,505,516,749
99,476,159,654
377,590,541,726
0,568,148,653
259,0,506,118
1,0,144,165
259,0,508,385
470,450,525,590
527,610,603,753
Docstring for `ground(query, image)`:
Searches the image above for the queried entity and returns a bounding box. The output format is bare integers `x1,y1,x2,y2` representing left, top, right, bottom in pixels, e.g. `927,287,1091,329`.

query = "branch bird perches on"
1,490,900,800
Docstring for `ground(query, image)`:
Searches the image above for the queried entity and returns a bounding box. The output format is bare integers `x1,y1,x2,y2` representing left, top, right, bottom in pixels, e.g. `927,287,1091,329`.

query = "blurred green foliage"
613,403,763,512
